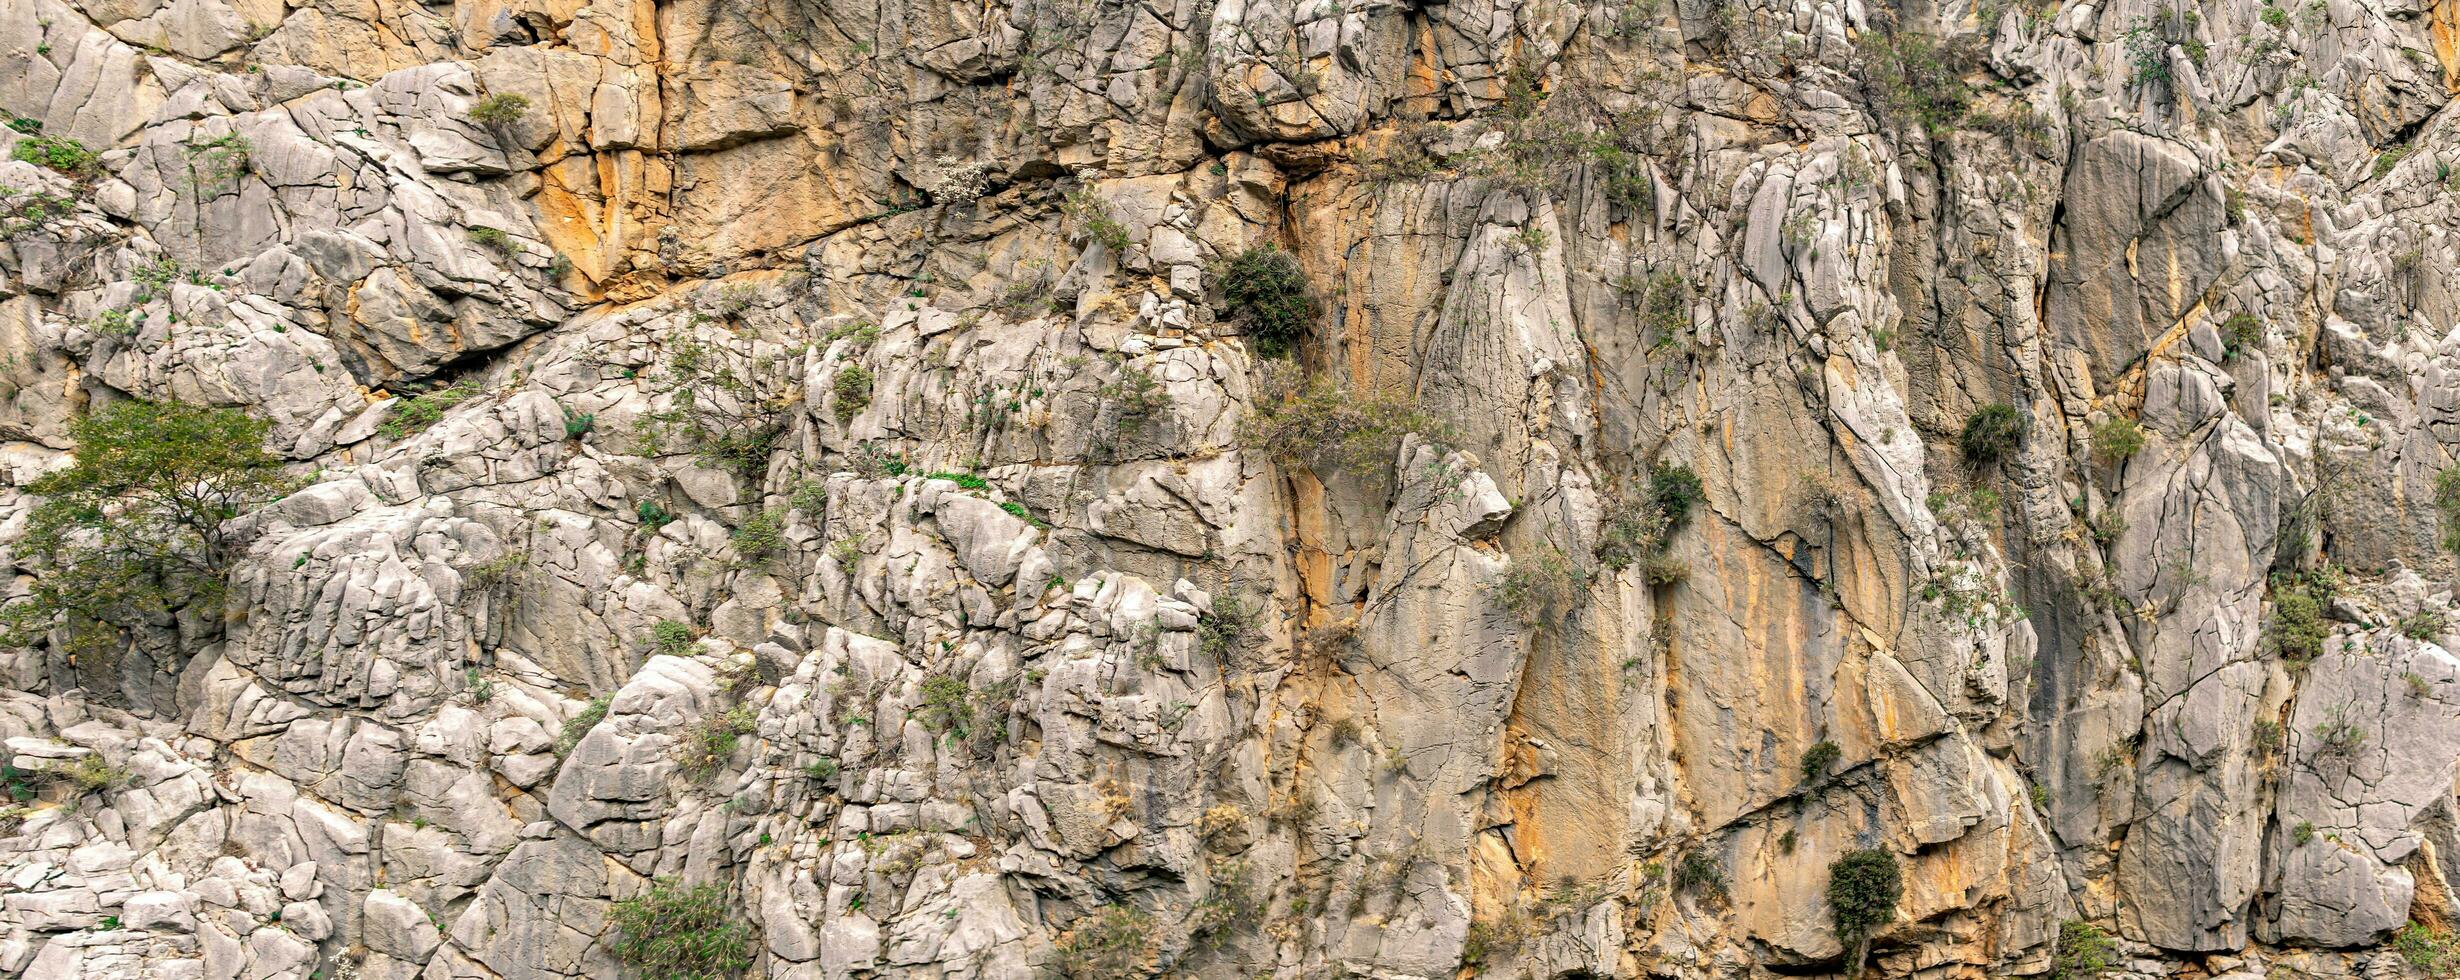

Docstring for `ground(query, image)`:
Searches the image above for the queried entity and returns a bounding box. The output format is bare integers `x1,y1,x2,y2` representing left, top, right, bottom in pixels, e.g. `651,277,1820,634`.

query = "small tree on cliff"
0,401,295,658
1827,848,1903,978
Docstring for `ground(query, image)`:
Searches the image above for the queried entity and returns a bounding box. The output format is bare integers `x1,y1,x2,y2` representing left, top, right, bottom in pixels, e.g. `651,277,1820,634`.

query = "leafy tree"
1827,848,1903,978
2,401,295,656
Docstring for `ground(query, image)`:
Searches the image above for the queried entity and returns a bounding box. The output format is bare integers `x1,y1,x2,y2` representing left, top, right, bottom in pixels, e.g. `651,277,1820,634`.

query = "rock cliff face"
0,0,2458,976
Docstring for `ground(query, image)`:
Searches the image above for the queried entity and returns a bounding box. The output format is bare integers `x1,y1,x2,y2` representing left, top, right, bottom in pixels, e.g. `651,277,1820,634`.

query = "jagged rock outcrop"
0,0,2457,976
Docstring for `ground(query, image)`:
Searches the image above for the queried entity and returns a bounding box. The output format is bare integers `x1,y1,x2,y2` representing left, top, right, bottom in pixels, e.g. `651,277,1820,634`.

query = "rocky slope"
0,0,2457,976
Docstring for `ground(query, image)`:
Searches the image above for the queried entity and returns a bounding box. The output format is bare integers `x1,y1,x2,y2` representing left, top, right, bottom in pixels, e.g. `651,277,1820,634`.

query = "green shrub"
917,674,973,734
1238,371,1444,478
1220,246,1318,357
2264,568,2337,665
2436,468,2460,554
677,706,756,780
651,620,697,656
802,757,839,783
0,401,297,655
629,340,790,480
1097,366,1173,437
1799,740,1841,782
1595,492,1672,571
564,410,595,438
1053,905,1160,979
1498,547,1586,629
1649,463,1705,528
379,383,479,439
1859,28,1976,139
468,226,516,254
2048,920,2116,980
1827,849,1902,977
2400,609,2447,641
0,185,77,240
1672,850,1727,900
2395,921,2460,974
2220,313,2263,360
831,365,873,423
1198,592,1261,661
12,136,95,177
638,499,677,529
556,696,611,757
609,879,755,980
731,509,785,562
2089,417,2144,465
467,93,531,129
1959,403,2026,465
48,755,128,795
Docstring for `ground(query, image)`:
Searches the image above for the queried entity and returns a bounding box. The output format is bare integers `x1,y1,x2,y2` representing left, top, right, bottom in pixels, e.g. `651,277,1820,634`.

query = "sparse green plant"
2048,919,2116,980
677,706,756,780
802,757,839,783
468,226,516,254
2400,610,2447,641
564,410,595,438
1498,546,1586,629
2394,920,2460,974
1052,905,1160,979
1198,592,1261,661
48,754,128,795
1063,187,1132,254
2264,568,2337,665
1097,366,1173,437
731,509,786,562
629,339,793,480
917,674,973,734
1649,463,1705,528
1800,740,1841,782
556,696,611,757
651,620,697,657
12,136,95,177
467,93,531,129
1672,849,1727,900
1858,26,1977,139
379,383,480,439
1960,403,2027,465
831,365,873,424
609,879,755,979
2220,313,2263,360
2089,416,2144,465
2435,467,2460,554
2292,819,2316,844
1239,367,1444,478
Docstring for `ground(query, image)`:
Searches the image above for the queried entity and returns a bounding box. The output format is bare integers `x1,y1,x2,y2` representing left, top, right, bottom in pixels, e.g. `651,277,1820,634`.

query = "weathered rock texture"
0,0,2457,976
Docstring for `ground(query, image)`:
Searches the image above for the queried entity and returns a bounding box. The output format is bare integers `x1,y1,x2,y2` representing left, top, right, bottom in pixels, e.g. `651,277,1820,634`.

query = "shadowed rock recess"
6,0,2460,976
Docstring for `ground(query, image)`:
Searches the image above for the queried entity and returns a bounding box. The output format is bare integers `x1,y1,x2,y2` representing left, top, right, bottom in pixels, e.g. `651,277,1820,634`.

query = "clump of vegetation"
802,757,839,783
2048,920,2117,980
1062,187,1133,254
2089,416,2144,465
48,755,129,795
731,509,786,562
2435,467,2460,554
2220,313,2263,360
1799,740,1841,783
1672,849,1727,901
379,383,480,439
1097,366,1173,438
182,133,251,190
0,401,298,658
677,706,756,780
1238,368,1444,478
1594,491,1673,571
630,340,793,480
2394,920,2460,975
556,696,612,757
1052,905,1160,979
468,226,517,254
12,136,96,177
609,879,756,980
467,93,531,129
1219,246,1319,357
2400,609,2447,642
1858,25,1977,140
917,674,973,735
1649,463,1705,528
2263,567,2338,665
651,620,697,657
1827,849,1903,978
1198,592,1261,661
2312,705,2369,758
831,365,873,424
0,184,76,241
1959,403,2027,466
1499,546,1587,629
1636,271,1689,350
